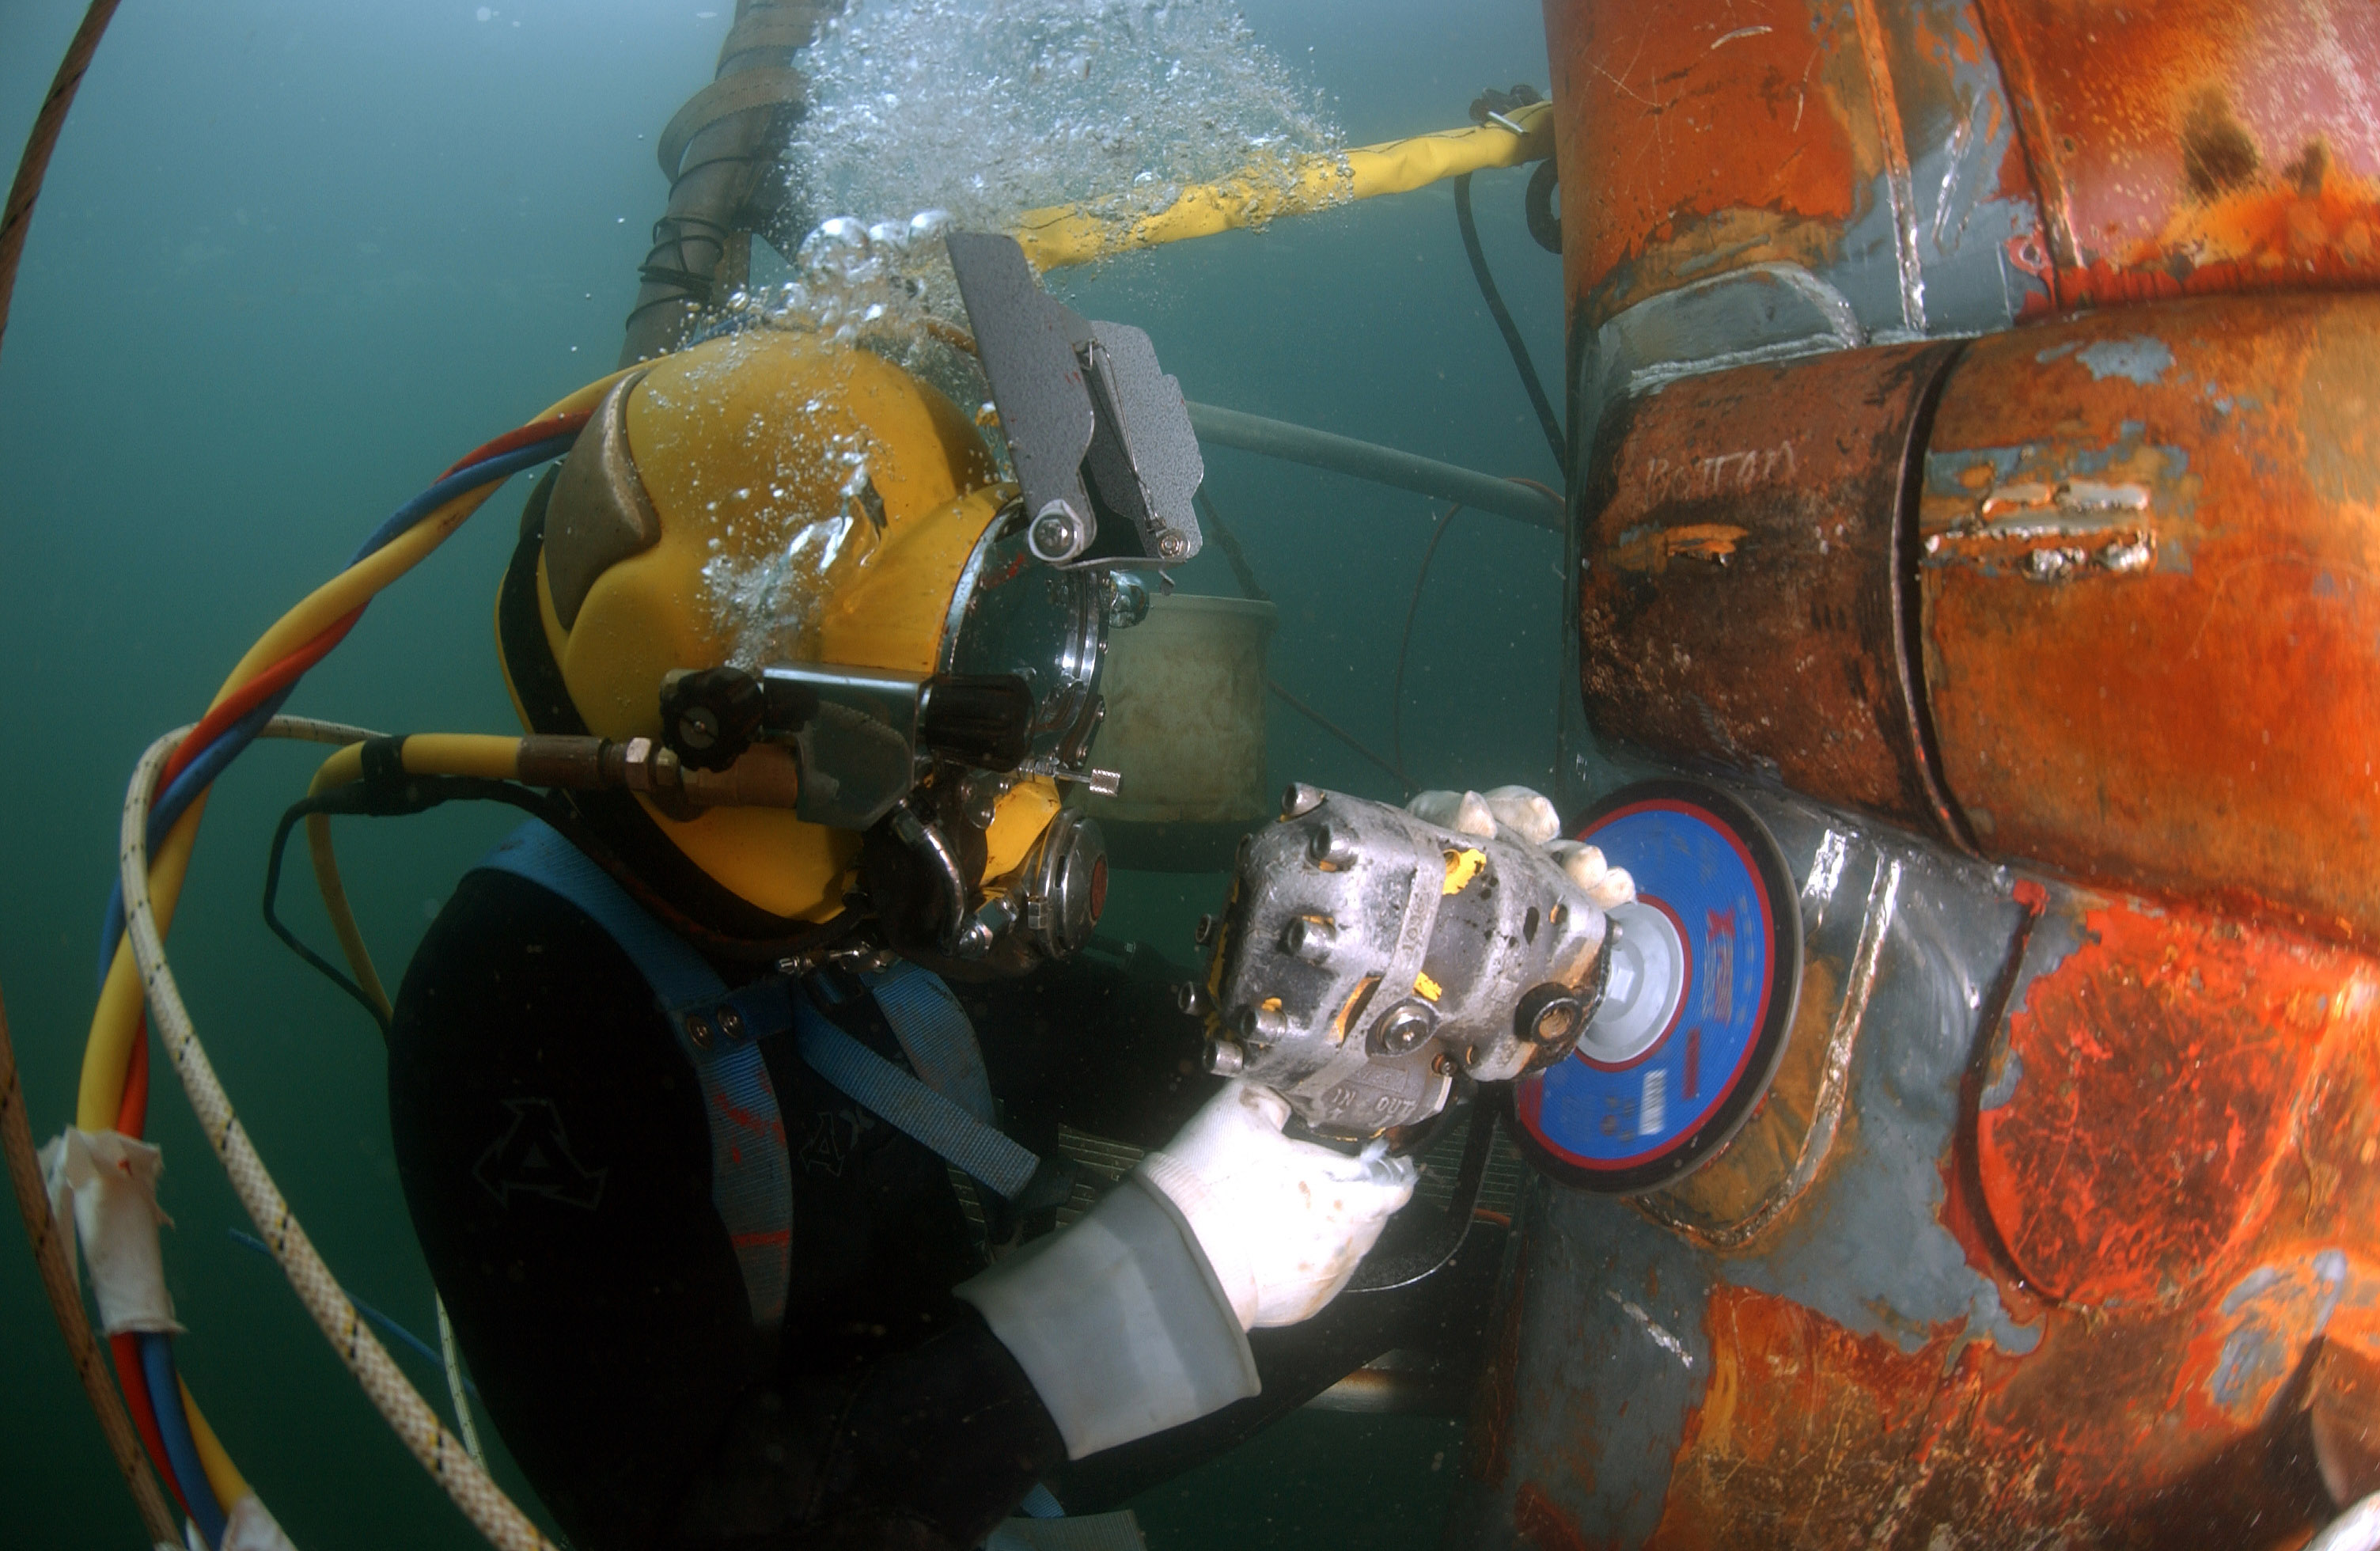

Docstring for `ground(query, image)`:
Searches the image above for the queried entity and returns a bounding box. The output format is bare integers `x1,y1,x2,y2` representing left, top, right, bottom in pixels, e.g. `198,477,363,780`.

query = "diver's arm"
955,1079,1416,1459
666,1310,1067,1549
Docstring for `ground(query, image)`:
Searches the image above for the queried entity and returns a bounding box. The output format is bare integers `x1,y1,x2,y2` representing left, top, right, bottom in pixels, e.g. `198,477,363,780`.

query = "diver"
377,302,1606,1551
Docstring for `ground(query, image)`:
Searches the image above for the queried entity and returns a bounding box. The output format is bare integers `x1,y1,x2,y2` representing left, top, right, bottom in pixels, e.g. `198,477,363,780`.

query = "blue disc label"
1516,798,1782,1175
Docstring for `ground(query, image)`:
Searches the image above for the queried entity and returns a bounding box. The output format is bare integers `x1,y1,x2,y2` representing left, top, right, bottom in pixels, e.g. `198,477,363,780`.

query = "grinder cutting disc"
1512,779,1800,1194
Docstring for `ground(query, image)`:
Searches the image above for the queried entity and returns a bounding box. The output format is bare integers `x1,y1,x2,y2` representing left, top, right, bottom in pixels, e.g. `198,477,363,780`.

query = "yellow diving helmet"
495,323,1112,971
496,232,1203,971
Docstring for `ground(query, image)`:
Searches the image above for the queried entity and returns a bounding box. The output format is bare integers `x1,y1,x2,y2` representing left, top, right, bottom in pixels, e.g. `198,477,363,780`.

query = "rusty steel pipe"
1506,1,2380,1546
1577,339,1968,846
1920,290,2380,948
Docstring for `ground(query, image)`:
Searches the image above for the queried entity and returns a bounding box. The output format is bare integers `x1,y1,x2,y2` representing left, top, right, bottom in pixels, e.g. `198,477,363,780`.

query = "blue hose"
93,432,578,988
346,436,575,564
138,1331,227,1547
96,693,286,989
225,1229,476,1397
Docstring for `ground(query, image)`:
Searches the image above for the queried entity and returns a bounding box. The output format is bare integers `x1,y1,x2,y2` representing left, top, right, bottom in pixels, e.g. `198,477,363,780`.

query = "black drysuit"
390,865,1499,1550
389,866,1215,1550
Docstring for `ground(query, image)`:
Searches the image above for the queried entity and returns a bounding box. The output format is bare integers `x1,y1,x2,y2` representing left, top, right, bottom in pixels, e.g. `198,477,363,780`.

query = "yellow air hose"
302,734,527,1019
1012,99,1552,271
78,370,627,1129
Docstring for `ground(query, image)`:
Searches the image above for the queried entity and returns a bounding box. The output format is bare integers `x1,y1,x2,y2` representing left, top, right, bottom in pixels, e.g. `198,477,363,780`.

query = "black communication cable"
263,767,860,1037
261,775,567,1039
1453,171,1567,480
1390,503,1465,791
1193,487,1271,602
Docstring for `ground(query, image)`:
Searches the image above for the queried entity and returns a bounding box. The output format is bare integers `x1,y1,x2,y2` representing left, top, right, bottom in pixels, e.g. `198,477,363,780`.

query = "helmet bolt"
685,1014,714,1050
1029,501,1087,563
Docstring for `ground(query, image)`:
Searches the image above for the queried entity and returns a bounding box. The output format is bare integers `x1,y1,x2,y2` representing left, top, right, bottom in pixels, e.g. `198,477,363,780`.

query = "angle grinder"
1198,779,1798,1188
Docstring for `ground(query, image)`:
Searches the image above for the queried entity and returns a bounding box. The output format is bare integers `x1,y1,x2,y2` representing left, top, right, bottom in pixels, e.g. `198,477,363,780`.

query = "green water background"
0,2,1562,1542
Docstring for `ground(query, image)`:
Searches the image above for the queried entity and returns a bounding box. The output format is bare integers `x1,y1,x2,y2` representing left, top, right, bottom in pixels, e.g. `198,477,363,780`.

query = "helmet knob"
658,666,767,772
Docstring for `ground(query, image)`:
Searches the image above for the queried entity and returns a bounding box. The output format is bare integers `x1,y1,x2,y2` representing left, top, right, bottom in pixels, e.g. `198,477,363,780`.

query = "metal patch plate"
1512,780,1799,1194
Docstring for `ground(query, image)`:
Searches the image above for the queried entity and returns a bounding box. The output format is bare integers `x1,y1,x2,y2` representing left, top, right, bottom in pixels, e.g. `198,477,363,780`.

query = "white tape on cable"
40,1128,184,1335
221,1492,300,1551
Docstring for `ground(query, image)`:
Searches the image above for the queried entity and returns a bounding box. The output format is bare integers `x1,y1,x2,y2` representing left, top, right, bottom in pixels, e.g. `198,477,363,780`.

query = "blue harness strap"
789,990,1041,1201
865,965,997,1122
476,821,794,1329
473,821,1055,1328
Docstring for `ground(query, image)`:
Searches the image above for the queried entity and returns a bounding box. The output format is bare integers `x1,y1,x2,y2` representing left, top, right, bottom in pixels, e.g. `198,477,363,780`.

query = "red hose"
154,408,588,794
152,408,589,796
109,1333,187,1516
159,605,364,790
112,1018,148,1139
439,408,592,480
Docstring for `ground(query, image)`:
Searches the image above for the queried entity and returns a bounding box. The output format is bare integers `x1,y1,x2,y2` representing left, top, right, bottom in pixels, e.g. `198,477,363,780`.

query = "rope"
0,0,121,356
437,1295,489,1473
0,991,181,1548
120,719,560,1551
2,2,186,1540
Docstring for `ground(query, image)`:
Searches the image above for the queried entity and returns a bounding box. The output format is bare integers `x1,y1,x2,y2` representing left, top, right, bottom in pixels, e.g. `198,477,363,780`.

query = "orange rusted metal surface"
1546,0,1867,328
1976,0,2380,313
1920,290,2380,947
1545,0,2048,347
1526,2,2380,1545
1577,341,1963,843
1543,0,2380,389
1456,858,2380,1549
1973,900,2355,1307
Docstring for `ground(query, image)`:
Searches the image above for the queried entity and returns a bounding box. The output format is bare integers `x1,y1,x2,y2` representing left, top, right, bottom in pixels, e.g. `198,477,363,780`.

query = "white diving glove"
1137,1079,1419,1329
1407,784,1637,910
953,1080,1417,1458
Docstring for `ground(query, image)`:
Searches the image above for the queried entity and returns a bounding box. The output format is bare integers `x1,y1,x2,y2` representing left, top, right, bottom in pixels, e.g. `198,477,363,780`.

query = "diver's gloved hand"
1135,1079,1419,1329
1407,784,1636,910
952,1079,1416,1459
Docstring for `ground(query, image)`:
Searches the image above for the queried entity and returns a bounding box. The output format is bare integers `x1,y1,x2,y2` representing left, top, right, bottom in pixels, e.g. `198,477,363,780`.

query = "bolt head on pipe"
1282,916,1337,964
1232,1004,1289,1045
1370,1000,1435,1056
1204,1037,1246,1076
